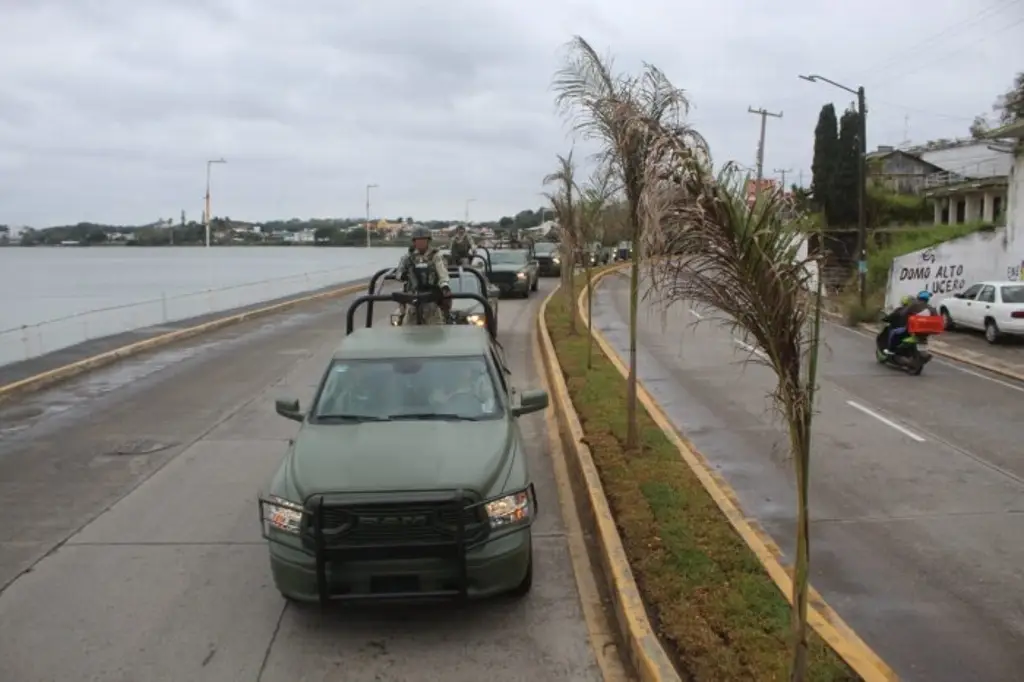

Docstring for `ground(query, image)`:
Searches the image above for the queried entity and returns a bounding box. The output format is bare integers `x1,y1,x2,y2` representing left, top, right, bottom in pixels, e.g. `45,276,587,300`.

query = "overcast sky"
1,0,1021,227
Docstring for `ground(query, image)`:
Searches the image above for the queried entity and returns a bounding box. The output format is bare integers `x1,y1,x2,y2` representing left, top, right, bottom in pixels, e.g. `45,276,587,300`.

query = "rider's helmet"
411,227,432,241
916,290,932,302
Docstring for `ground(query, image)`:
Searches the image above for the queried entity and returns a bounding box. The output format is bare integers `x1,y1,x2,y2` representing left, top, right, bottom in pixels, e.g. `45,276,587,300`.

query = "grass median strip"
545,275,858,681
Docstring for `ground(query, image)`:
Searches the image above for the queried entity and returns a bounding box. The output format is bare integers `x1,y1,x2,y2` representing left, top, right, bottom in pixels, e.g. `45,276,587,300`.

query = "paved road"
594,271,1024,682
0,280,604,682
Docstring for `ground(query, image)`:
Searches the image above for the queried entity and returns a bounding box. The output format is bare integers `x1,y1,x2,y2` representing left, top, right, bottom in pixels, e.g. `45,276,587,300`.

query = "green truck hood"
287,420,512,498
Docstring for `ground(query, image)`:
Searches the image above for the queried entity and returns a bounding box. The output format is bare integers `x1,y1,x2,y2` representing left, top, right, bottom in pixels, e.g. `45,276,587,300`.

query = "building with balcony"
919,140,1013,225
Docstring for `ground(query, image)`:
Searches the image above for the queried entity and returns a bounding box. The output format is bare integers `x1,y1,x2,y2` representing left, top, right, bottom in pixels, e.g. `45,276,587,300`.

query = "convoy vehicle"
258,289,548,604
533,242,561,277
367,256,499,329
938,281,1024,343
615,241,633,262
487,249,539,298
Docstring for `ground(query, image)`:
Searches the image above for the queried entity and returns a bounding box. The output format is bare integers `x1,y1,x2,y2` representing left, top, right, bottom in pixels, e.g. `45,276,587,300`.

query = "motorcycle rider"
450,225,476,266
884,290,938,354
395,227,451,325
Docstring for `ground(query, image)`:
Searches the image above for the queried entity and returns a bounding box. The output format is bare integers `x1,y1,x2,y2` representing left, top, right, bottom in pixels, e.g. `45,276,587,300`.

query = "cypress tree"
834,106,861,227
810,104,839,225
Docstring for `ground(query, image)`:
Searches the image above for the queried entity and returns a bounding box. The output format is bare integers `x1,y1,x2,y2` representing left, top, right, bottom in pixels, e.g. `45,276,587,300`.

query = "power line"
860,0,1022,77
873,14,1024,87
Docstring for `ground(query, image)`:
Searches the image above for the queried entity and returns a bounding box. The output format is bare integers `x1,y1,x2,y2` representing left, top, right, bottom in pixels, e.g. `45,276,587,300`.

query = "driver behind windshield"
429,361,495,417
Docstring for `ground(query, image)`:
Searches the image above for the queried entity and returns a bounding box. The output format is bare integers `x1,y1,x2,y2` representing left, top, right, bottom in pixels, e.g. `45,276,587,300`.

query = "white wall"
885,144,1024,309
1006,144,1023,249
884,227,1024,308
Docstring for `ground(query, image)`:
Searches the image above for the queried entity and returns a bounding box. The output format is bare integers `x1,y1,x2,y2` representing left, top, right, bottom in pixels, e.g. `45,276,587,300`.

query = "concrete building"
919,140,1013,226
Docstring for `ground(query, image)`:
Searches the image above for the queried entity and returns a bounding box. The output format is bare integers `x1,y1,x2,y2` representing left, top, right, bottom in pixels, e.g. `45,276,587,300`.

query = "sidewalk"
0,278,366,390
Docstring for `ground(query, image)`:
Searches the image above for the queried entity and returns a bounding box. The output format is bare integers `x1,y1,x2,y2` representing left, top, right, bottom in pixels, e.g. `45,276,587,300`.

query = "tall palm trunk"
586,256,594,368
562,238,577,333
789,271,824,682
625,225,640,449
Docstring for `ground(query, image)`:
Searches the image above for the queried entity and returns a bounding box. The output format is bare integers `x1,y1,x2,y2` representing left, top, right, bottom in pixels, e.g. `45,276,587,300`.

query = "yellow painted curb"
585,266,899,682
536,276,681,682
0,282,368,402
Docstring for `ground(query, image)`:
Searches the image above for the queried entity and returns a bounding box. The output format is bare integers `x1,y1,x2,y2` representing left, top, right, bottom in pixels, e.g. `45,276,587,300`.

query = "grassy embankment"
840,220,996,324
545,272,858,681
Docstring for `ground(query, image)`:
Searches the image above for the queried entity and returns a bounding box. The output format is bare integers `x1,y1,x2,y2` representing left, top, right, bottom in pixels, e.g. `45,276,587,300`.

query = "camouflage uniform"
450,231,476,265
397,229,450,325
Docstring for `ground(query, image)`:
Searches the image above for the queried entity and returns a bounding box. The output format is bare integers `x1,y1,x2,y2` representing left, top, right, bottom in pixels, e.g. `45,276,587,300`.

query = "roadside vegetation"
545,270,855,682
840,219,997,324
545,34,863,681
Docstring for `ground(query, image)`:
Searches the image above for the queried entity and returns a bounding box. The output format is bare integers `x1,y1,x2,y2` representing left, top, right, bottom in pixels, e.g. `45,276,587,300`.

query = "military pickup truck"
258,289,548,604
486,249,539,298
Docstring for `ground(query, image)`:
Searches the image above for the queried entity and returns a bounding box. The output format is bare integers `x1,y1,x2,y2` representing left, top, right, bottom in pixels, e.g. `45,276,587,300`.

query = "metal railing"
0,262,396,368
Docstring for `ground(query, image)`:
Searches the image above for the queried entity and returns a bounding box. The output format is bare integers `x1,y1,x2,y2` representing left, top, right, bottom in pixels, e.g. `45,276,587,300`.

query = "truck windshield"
448,274,482,294
312,356,501,422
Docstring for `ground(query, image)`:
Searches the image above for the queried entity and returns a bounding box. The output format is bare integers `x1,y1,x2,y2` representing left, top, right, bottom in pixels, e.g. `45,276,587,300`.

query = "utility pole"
365,183,378,248
464,198,476,224
799,74,868,309
774,168,793,192
747,106,783,184
204,158,226,248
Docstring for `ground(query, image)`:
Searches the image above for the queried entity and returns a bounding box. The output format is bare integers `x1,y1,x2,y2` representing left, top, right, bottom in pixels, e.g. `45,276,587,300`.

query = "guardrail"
0,264,391,368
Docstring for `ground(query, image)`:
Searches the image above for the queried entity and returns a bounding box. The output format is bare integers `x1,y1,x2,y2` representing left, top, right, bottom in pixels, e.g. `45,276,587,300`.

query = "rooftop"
333,324,493,359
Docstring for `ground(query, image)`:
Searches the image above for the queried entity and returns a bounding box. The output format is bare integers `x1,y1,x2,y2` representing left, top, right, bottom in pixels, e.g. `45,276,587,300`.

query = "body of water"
0,246,407,367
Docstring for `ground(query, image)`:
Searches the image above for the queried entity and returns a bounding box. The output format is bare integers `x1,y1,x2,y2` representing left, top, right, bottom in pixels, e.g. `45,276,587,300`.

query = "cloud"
0,0,1021,225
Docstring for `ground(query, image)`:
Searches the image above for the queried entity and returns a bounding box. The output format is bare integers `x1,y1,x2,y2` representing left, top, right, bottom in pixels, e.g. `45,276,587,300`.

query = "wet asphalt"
0,279,603,682
594,270,1024,682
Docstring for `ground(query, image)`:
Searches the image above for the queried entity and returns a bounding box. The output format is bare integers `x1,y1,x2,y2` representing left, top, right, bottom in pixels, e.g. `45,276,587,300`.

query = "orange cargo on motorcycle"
908,314,945,335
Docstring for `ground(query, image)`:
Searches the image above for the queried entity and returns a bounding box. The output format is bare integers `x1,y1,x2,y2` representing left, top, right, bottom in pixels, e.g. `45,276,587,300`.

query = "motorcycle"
874,312,945,375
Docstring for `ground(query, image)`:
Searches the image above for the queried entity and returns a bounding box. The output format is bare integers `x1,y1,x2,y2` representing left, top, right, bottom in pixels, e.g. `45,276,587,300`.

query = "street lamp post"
365,183,378,248
464,198,476,224
799,74,867,308
204,158,227,248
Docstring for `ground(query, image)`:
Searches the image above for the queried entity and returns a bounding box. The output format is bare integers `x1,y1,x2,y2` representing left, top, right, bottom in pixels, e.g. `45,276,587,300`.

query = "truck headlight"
261,496,304,534
466,314,485,327
516,272,527,280
485,490,532,528
552,257,560,264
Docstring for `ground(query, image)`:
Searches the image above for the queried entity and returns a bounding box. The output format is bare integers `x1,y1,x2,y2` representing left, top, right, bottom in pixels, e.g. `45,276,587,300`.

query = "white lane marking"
689,308,704,319
846,400,926,442
828,322,1024,394
732,337,768,360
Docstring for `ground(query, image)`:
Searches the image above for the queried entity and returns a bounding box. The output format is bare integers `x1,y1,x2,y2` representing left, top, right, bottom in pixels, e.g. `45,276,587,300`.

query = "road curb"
583,265,899,682
536,280,681,682
0,282,368,403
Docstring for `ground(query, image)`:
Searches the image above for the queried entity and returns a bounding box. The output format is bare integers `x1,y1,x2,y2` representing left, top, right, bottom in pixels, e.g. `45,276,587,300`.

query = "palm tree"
642,137,825,681
578,165,616,368
553,35,699,449
543,150,580,334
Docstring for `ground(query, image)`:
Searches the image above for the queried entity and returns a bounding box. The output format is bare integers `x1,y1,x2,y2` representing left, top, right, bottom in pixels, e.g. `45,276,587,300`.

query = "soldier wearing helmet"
450,224,476,266
395,227,451,325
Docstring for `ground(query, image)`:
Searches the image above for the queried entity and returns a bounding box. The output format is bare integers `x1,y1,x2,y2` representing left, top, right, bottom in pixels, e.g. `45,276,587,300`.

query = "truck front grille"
313,500,488,546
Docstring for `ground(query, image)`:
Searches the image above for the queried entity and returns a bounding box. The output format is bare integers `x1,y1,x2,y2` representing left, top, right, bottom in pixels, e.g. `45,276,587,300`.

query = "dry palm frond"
641,134,824,682
543,150,580,332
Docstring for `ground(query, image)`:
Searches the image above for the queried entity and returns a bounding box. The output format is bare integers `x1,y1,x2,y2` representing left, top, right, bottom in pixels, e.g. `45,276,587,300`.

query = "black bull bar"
258,485,536,603
346,291,497,339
